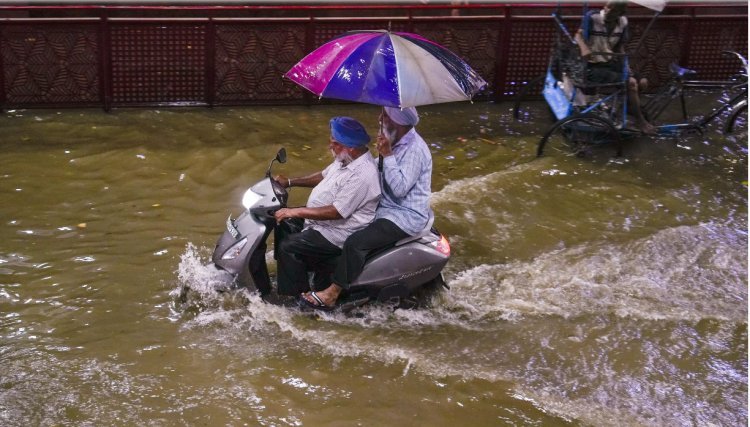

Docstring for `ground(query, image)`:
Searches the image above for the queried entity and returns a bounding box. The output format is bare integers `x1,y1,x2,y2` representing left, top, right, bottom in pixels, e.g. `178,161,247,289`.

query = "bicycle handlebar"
722,50,748,75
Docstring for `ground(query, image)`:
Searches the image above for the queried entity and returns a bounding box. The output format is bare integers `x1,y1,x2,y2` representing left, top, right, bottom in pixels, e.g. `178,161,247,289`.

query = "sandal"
298,291,336,312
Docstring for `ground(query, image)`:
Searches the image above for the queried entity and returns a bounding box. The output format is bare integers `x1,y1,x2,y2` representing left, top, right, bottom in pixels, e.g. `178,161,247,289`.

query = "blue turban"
329,116,371,148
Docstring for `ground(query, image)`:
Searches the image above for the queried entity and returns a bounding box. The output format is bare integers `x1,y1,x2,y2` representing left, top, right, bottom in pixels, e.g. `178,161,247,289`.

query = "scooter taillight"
432,234,451,256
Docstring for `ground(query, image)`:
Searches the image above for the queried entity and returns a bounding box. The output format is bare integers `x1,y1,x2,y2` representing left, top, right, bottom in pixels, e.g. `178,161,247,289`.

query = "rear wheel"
401,274,448,309
724,102,747,134
537,113,622,158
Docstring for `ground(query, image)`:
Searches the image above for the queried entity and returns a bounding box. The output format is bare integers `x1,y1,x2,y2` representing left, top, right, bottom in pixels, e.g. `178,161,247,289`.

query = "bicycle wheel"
537,113,622,157
512,73,546,121
724,100,747,134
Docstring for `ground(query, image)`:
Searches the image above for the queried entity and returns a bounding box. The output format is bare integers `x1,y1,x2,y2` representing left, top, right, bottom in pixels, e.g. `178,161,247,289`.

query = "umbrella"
630,0,666,12
284,30,487,108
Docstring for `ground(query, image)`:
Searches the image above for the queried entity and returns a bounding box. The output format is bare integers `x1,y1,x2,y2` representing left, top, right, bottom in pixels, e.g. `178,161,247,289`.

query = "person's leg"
628,76,656,134
333,219,408,288
310,255,339,292
276,229,341,296
302,219,408,307
587,63,656,135
638,77,648,92
273,218,304,261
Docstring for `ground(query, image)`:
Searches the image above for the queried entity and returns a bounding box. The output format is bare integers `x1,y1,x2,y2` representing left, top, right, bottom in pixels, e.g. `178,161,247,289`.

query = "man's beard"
383,123,398,144
331,148,354,164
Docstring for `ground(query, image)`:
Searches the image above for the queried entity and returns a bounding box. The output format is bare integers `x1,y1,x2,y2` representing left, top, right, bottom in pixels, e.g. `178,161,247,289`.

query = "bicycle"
513,3,747,158
642,51,748,136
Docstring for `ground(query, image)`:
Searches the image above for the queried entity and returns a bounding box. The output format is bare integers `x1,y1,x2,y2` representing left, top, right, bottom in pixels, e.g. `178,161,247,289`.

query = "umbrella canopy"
630,0,666,12
285,30,487,108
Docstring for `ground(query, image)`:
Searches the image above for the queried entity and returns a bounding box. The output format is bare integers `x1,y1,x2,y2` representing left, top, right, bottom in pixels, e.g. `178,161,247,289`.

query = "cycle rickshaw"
513,1,748,158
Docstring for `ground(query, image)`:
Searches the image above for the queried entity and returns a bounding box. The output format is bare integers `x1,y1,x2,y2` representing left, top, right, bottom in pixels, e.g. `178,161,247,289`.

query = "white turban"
384,106,419,127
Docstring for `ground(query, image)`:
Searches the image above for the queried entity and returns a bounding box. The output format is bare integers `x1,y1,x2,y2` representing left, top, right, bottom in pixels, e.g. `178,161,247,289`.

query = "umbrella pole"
378,106,384,172
633,12,660,53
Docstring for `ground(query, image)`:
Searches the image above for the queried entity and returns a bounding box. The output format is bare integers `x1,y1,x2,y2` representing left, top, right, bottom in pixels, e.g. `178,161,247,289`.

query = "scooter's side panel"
349,241,449,293
212,211,270,291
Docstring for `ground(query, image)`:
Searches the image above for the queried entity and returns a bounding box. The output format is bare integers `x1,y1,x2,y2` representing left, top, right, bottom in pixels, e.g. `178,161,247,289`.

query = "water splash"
173,243,234,299
442,223,747,323
166,223,747,427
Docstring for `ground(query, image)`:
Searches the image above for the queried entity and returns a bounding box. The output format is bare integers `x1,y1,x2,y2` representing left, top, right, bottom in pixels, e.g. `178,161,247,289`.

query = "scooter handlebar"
270,177,289,207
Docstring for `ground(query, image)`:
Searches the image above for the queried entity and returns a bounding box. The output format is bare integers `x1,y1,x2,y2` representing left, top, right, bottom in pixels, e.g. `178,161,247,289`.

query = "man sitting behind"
273,117,381,296
574,0,656,135
300,106,433,310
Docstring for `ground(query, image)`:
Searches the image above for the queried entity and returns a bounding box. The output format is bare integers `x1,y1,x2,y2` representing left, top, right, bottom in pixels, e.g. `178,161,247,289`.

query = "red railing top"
0,2,745,10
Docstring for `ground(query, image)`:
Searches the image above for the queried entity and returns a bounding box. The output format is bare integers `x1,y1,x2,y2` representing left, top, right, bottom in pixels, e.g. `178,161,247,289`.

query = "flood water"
0,100,746,426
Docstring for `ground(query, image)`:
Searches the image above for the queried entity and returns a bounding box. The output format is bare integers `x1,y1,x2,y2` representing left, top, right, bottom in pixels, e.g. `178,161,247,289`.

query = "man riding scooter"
209,110,449,310
301,106,433,311
272,116,381,297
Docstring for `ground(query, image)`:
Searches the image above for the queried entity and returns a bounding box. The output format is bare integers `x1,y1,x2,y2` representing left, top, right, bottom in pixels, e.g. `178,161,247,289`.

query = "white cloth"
304,154,381,247
384,106,419,126
587,9,628,64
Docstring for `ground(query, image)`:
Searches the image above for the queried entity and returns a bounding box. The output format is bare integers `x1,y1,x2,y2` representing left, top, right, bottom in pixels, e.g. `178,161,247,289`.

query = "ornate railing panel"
0,3,746,110
0,20,100,107
214,20,307,104
109,20,208,106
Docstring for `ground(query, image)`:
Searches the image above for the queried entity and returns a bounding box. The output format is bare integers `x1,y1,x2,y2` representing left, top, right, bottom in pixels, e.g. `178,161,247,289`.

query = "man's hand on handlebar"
274,174,291,188
274,208,296,224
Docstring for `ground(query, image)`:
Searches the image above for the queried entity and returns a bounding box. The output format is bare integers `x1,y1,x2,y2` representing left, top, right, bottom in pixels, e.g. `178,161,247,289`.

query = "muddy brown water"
0,101,746,425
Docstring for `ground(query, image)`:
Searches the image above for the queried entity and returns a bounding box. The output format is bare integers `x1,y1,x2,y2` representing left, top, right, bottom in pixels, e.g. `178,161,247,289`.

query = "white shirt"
305,153,381,247
586,9,628,64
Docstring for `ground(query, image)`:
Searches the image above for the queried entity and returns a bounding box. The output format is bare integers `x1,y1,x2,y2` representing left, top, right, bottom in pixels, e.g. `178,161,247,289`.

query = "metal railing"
0,2,746,110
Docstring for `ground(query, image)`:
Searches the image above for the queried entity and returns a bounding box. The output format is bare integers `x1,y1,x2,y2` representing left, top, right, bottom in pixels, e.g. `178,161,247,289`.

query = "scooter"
210,148,451,312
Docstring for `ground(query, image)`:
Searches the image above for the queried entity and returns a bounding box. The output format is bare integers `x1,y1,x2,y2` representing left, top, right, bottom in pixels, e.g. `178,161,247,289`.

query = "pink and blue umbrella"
285,30,487,108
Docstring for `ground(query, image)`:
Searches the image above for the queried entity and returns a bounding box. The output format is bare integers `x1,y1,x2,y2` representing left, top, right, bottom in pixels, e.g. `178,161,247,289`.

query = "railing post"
205,17,216,108
0,21,6,111
493,5,511,102
303,16,315,106
99,13,112,112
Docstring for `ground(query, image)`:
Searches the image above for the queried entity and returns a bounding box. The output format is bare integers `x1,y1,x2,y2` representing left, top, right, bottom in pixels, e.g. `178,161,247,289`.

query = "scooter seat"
394,216,436,247
394,227,434,247
669,63,697,78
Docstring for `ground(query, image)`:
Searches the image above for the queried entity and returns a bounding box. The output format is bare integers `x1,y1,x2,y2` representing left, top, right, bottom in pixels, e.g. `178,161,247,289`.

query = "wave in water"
172,218,746,347
441,222,747,323
171,218,747,426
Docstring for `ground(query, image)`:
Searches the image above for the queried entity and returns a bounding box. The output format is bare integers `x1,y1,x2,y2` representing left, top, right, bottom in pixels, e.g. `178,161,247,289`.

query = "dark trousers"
275,222,341,296
586,61,624,84
332,218,409,290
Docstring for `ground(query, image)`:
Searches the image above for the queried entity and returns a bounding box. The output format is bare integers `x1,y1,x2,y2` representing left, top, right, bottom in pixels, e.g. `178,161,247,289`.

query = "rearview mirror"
266,147,287,177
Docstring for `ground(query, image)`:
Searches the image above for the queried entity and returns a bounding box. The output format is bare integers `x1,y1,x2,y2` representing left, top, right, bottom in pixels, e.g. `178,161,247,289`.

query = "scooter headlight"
221,237,248,260
242,188,263,209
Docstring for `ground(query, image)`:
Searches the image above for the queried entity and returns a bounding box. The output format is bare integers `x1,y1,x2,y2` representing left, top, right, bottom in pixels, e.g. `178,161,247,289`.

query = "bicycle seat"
669,63,697,78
